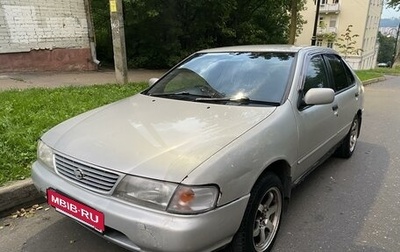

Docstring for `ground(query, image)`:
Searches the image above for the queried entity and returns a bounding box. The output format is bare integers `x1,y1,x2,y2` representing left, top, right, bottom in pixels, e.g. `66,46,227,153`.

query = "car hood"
43,94,275,182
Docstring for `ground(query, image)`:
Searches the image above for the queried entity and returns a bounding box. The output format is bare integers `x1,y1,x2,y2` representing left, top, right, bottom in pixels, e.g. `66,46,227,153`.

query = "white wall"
0,0,89,53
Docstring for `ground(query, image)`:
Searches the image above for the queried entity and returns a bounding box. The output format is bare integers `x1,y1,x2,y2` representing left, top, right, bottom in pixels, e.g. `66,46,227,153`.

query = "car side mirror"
148,78,159,87
303,88,335,105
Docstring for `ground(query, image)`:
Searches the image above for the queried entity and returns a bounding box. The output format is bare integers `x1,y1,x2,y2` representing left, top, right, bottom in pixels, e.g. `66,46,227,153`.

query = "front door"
293,54,338,181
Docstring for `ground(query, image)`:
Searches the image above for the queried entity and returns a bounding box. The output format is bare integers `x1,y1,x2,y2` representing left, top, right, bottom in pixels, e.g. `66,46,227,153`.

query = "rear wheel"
228,173,283,252
335,115,360,158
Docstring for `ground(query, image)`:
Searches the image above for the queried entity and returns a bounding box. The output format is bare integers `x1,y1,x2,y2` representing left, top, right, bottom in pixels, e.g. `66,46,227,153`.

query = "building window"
329,18,336,28
317,40,323,46
327,41,334,48
333,0,339,3
319,17,324,26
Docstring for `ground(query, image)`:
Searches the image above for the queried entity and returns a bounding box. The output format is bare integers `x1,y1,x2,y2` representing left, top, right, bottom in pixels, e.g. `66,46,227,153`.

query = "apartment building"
296,0,384,70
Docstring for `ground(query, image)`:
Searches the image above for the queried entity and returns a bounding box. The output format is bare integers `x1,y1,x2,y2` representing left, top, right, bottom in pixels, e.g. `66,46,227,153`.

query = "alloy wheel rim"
253,187,282,252
349,119,359,153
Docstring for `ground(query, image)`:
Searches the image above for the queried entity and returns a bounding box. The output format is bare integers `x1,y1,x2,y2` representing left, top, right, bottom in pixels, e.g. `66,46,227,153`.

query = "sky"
382,3,399,18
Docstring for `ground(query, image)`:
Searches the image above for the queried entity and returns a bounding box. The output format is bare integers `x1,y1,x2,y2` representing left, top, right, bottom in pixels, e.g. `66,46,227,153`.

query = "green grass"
370,65,400,75
355,70,384,81
355,66,400,81
0,83,147,186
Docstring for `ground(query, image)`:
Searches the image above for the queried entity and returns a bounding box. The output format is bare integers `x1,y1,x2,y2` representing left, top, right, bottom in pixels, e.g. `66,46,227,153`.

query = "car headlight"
113,176,177,211
113,176,220,214
37,140,55,171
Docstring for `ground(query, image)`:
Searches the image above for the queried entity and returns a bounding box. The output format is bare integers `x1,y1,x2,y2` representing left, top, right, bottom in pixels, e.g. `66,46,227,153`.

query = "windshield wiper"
150,92,212,98
195,96,280,106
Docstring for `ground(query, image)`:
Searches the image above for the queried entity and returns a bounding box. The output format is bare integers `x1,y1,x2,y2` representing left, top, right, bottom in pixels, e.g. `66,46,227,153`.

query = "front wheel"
228,173,283,252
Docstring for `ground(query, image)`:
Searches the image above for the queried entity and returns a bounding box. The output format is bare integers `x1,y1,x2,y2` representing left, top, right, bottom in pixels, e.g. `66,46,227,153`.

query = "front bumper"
32,161,249,252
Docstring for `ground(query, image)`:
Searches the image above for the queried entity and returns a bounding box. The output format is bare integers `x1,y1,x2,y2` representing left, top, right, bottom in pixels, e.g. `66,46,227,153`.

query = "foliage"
386,0,400,10
335,25,363,58
0,83,147,186
377,32,396,64
288,0,307,44
91,0,306,69
91,0,113,66
315,21,336,42
295,1,307,36
317,32,337,41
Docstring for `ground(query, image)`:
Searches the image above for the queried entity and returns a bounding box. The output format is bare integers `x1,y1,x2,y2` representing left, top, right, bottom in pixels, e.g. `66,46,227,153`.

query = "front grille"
55,154,120,193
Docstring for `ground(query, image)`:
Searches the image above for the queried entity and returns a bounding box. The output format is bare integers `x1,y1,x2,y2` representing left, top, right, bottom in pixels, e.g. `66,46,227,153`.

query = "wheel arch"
255,160,292,210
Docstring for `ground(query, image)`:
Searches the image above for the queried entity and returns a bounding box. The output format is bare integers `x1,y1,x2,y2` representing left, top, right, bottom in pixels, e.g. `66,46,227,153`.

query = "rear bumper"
32,161,249,252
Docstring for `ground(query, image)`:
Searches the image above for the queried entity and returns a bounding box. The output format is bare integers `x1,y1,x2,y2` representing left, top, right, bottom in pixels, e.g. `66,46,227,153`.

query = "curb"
0,178,44,217
0,75,387,216
362,76,386,86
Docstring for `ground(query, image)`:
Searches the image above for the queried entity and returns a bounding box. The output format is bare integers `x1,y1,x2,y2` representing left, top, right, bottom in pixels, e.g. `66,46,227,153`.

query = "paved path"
0,69,166,90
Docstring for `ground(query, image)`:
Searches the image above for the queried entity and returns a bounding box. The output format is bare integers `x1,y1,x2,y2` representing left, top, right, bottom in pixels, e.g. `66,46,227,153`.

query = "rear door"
323,54,359,141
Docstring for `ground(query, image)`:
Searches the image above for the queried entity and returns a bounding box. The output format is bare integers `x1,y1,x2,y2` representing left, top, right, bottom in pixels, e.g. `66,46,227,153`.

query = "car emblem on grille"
73,168,85,180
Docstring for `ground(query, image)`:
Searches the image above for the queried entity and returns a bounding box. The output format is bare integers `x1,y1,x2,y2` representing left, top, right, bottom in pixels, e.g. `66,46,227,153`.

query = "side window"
324,54,354,92
343,61,356,85
303,55,329,94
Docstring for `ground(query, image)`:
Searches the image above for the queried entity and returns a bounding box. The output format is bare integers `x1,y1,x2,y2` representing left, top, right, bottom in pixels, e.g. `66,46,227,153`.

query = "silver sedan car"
32,45,364,252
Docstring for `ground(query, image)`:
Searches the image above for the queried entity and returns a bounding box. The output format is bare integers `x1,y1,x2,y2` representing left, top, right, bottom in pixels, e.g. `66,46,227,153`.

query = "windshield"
145,52,295,105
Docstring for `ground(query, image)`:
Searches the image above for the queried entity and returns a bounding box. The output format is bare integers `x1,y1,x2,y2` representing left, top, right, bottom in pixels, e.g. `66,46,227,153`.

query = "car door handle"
332,104,339,111
355,92,359,97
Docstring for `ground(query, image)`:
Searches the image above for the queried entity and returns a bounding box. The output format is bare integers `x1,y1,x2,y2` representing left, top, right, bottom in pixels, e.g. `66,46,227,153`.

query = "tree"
335,25,363,58
91,0,113,66
288,0,306,44
386,0,400,10
289,0,298,44
91,0,306,68
377,32,396,64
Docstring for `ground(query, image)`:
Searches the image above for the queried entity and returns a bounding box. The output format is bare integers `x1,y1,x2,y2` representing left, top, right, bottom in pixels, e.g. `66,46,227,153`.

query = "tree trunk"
289,0,297,44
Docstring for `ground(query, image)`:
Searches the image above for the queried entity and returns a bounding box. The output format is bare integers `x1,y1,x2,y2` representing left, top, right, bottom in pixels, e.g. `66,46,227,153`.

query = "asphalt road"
1,76,399,252
273,75,400,251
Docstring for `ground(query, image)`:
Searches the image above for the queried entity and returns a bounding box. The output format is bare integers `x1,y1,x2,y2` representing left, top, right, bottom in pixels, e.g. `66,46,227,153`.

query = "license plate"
47,188,105,233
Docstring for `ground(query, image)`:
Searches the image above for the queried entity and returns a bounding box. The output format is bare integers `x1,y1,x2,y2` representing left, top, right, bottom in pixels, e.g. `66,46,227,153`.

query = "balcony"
317,27,337,35
319,3,341,14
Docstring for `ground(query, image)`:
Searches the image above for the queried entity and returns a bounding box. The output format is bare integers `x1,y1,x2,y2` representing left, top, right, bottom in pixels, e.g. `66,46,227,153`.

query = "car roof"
197,44,338,55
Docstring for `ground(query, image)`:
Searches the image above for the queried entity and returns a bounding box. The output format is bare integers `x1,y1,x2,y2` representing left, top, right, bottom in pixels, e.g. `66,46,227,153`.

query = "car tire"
335,115,360,158
228,173,283,252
